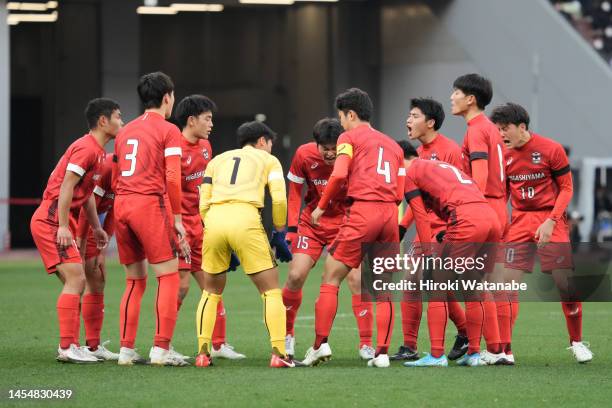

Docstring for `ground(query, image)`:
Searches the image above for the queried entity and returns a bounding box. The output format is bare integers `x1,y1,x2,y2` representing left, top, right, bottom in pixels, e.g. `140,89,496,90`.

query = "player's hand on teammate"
174,219,192,264
535,218,556,248
270,229,292,262
311,207,324,226
93,227,109,250
227,252,241,272
56,225,75,250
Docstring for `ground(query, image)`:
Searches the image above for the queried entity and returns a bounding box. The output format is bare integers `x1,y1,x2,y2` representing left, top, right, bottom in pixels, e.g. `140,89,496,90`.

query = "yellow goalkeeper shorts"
202,202,277,274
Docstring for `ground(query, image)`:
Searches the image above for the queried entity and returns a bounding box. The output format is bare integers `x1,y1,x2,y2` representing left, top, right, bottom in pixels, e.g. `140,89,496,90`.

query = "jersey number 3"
122,139,139,177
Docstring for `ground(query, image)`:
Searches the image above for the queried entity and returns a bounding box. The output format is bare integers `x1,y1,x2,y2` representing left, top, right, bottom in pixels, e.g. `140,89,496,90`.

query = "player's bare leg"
347,266,374,359
54,263,98,363
282,253,315,357
81,255,118,360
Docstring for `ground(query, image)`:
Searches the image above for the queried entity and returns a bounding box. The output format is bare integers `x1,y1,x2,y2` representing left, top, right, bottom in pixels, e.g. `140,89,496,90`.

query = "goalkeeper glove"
270,229,293,263
227,252,240,272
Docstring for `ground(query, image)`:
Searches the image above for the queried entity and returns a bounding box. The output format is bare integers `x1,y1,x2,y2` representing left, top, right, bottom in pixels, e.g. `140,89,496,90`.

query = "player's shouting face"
496,122,525,149
317,143,337,165
406,107,430,141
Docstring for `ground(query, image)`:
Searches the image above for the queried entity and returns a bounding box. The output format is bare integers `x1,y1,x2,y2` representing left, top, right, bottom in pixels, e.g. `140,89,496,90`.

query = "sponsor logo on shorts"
358,310,368,317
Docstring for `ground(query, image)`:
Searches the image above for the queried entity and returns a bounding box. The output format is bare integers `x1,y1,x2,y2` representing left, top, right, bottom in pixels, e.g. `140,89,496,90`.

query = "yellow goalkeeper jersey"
199,145,287,229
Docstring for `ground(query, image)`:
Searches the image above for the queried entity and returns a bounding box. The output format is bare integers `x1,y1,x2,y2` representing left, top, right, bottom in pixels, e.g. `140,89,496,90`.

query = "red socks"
212,300,227,349
282,287,303,336
154,272,180,350
482,294,502,353
119,277,147,349
427,301,448,358
57,293,80,349
375,300,394,356
562,302,582,343
465,301,484,355
314,284,339,349
447,299,467,336
82,293,104,350
351,294,373,347
400,297,421,350
495,291,512,353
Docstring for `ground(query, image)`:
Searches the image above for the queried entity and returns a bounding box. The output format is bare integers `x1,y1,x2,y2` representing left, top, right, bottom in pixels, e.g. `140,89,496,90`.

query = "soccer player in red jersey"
30,98,121,363
399,141,501,367
113,72,190,366
392,98,468,362
490,102,593,363
75,152,119,360
451,73,507,364
173,94,245,360
283,118,373,360
301,88,405,368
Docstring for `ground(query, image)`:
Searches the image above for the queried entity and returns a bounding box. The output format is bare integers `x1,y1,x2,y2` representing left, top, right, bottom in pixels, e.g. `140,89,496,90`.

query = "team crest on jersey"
311,162,319,169
186,155,192,165
430,153,438,161
532,152,542,164
202,149,210,160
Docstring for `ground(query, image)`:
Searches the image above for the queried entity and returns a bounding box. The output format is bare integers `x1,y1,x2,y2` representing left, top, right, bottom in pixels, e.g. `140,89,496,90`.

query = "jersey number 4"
122,139,139,177
376,147,391,183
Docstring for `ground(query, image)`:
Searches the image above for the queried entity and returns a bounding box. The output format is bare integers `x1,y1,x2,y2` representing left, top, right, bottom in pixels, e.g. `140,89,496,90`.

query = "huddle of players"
30,70,592,367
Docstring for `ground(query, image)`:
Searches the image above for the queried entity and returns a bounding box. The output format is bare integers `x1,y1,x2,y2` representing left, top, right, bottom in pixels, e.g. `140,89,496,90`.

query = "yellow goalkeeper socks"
262,288,287,357
196,290,222,355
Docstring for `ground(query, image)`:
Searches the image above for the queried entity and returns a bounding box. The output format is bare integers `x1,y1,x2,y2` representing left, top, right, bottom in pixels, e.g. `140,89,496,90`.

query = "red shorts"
114,194,178,265
329,201,398,269
292,216,342,263
30,199,81,273
442,203,501,274
179,213,203,272
504,209,573,272
84,228,101,260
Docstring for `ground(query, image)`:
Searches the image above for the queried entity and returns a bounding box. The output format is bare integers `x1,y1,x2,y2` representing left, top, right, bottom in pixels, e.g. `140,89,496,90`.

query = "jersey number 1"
230,157,241,185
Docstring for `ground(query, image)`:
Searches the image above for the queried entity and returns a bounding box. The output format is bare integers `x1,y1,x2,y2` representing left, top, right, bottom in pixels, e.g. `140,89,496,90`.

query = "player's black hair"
174,95,217,130
237,121,277,147
397,140,419,159
453,73,493,110
84,98,120,130
313,118,343,145
335,88,373,121
490,102,530,130
137,71,175,109
410,97,445,131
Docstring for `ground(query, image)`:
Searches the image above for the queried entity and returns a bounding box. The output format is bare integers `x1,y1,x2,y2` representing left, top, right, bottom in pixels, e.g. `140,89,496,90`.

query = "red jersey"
181,138,212,216
114,111,182,196
287,143,347,225
505,133,570,212
93,153,115,214
336,124,404,203
404,159,487,222
42,133,105,211
417,133,462,166
461,113,506,198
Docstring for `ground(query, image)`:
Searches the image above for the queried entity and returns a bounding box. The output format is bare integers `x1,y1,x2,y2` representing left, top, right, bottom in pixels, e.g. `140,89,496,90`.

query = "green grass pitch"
1,259,611,407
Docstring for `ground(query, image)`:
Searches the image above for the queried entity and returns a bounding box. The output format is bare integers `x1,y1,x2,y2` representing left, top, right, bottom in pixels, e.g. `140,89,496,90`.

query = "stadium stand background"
1,0,612,248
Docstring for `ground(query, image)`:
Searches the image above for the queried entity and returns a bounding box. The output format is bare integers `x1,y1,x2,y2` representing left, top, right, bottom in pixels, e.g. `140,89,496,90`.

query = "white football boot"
302,343,332,366
169,345,192,361
149,346,190,366
480,350,510,365
89,341,119,361
56,344,99,364
367,354,390,368
567,341,593,363
359,345,375,360
211,344,246,360
117,347,147,366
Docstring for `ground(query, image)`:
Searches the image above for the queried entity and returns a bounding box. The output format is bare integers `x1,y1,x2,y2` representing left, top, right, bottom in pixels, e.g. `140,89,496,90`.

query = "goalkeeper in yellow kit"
195,121,295,368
